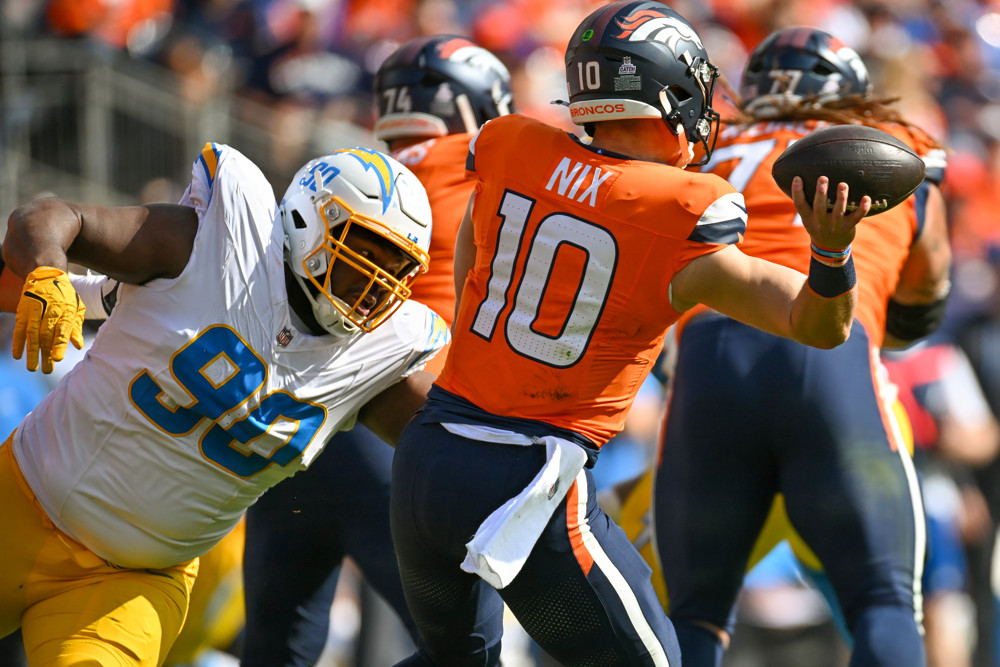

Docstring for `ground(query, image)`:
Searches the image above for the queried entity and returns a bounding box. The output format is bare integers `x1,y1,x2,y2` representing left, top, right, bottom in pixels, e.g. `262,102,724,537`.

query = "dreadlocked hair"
722,88,944,150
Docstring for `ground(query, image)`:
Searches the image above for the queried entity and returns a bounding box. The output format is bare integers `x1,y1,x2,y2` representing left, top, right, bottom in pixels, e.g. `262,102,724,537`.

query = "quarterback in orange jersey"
239,35,515,667
388,3,873,666
653,27,952,667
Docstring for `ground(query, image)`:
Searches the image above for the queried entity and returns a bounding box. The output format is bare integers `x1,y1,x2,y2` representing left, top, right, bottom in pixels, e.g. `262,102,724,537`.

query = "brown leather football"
771,124,925,217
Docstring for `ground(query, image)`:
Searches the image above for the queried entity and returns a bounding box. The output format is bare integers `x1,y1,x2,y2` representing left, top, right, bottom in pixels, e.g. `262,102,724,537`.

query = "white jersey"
13,143,448,568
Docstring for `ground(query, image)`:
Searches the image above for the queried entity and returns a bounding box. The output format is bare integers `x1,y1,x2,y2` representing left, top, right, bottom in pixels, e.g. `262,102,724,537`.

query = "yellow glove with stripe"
13,266,86,374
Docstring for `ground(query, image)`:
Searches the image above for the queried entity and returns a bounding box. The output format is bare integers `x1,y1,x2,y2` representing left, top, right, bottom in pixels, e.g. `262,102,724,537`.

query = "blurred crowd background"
4,0,1000,307
6,0,1000,666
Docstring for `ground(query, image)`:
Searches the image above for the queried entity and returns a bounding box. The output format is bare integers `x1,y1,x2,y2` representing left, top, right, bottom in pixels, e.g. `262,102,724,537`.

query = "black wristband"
885,296,948,341
808,255,856,298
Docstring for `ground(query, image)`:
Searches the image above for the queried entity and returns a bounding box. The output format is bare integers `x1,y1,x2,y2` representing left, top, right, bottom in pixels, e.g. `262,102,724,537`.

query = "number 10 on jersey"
469,191,617,368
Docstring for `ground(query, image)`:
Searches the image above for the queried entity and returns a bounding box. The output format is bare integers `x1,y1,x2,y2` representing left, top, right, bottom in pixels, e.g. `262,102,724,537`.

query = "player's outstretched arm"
358,370,436,447
3,198,197,284
671,176,871,349
2,198,198,372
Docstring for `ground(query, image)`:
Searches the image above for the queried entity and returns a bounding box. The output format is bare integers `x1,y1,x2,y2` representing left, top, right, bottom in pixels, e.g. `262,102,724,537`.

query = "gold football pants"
0,433,198,666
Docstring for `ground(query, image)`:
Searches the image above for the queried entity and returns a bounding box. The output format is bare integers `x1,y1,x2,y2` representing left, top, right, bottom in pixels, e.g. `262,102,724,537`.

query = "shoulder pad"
181,142,273,218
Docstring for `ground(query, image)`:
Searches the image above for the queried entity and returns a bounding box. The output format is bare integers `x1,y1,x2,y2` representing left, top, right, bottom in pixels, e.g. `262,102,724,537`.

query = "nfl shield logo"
276,327,294,347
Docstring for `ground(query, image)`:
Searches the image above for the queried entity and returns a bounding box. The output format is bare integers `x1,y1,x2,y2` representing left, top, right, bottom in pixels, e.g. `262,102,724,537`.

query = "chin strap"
672,133,695,168
287,266,358,337
312,295,359,337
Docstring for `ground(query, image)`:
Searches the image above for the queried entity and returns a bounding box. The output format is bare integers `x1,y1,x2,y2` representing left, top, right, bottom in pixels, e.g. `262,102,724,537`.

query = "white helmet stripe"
567,98,661,125
374,113,450,141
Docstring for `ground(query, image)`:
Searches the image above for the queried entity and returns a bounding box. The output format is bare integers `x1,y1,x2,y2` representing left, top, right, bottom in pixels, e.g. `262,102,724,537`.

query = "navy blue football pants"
242,425,417,666
655,315,926,667
390,418,681,666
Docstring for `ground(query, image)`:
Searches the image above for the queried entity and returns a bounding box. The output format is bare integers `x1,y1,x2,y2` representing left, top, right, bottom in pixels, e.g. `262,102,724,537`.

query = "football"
771,124,925,217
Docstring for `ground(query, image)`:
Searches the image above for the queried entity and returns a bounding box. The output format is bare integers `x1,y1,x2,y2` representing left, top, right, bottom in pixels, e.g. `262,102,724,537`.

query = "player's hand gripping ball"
13,266,86,373
771,124,925,217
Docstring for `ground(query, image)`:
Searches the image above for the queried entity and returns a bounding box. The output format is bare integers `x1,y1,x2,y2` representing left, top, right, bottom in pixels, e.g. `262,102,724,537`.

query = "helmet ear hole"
813,63,836,77
667,85,693,104
291,210,308,230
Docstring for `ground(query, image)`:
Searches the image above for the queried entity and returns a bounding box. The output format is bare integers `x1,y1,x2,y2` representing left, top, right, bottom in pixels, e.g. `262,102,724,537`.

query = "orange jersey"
0,265,23,313
436,114,746,447
393,133,474,327
881,123,946,186
697,119,939,348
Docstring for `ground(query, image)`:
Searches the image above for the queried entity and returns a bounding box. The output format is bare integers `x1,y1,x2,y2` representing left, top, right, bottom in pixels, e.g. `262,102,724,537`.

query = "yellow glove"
13,266,86,374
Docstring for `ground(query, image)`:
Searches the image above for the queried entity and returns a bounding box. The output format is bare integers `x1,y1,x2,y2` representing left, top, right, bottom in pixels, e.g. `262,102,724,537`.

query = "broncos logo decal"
614,10,704,54
437,38,510,79
436,37,476,59
339,148,396,214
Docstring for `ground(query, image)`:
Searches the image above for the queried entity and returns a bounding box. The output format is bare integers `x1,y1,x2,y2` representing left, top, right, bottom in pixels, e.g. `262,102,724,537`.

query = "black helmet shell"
374,35,514,141
741,27,872,117
564,0,719,156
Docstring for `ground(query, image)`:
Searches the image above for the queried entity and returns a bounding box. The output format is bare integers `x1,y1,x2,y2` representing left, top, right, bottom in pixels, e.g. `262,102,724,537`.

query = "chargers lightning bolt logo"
340,148,396,214
299,148,398,215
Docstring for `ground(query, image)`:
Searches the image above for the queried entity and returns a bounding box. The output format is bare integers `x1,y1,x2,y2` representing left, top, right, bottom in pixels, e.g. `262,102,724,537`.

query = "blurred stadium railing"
1,36,375,230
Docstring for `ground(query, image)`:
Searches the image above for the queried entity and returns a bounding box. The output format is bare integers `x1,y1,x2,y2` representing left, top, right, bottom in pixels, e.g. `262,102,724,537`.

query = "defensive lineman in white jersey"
0,142,447,665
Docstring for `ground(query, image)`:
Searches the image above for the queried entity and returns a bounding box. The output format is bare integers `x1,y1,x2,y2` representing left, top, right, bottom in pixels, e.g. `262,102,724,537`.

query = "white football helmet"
280,148,432,336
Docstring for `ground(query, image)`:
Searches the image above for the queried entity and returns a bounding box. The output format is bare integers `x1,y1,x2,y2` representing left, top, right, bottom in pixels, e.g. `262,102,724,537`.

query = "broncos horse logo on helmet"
373,35,514,141
562,0,720,165
613,10,705,54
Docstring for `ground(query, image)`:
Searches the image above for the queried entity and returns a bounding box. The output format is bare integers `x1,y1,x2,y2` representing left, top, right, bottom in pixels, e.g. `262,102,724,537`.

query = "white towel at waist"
442,423,589,589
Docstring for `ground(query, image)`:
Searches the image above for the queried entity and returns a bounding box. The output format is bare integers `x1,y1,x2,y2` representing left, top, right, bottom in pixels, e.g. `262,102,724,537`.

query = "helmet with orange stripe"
740,27,872,118
563,0,720,165
374,35,514,142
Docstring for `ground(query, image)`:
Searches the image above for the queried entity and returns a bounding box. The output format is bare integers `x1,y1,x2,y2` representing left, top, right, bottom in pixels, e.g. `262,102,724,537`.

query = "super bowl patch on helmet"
562,0,720,162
